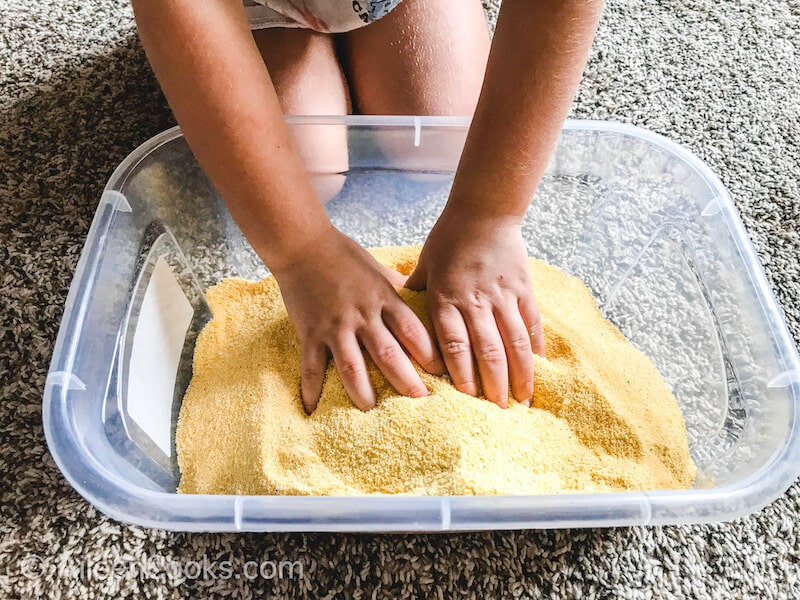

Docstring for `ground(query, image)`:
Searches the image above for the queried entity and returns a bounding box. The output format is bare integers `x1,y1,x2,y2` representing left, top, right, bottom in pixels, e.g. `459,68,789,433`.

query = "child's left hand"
406,212,546,408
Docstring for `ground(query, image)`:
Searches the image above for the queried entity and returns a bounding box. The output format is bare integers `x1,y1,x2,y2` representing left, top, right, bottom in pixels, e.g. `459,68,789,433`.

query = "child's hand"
272,227,445,413
406,214,545,408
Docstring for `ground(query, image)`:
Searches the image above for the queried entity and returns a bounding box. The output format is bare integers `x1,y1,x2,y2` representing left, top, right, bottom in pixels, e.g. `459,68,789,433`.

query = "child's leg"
253,28,350,201
339,0,489,171
340,0,490,116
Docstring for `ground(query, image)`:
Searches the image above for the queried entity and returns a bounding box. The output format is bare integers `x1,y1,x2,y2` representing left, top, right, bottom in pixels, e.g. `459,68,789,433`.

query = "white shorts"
244,0,403,33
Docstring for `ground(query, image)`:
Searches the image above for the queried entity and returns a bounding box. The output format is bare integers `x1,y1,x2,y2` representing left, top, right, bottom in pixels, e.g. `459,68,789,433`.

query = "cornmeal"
177,246,697,495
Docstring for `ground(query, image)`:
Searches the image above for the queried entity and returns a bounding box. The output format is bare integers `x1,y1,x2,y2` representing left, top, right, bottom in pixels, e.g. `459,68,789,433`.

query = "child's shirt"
245,0,402,33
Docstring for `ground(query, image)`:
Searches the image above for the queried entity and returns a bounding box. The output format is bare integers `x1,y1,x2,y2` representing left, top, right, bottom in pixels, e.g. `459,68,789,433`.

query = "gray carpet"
1,0,799,597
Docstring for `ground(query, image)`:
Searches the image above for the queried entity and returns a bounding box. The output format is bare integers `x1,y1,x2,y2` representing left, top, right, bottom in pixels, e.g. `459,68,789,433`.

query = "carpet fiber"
1,0,799,598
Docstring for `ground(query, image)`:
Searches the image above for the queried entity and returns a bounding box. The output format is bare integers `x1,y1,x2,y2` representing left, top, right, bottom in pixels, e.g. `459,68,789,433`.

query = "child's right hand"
406,212,545,409
272,226,446,414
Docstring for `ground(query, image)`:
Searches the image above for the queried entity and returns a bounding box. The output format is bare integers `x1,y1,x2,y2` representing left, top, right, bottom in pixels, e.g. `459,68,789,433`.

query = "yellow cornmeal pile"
177,246,697,495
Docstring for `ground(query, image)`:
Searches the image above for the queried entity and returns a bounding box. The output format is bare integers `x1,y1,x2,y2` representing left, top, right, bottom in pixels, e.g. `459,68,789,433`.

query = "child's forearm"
132,0,332,270
444,0,604,222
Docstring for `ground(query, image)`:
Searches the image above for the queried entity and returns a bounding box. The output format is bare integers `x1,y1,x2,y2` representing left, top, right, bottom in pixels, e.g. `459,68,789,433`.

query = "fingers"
306,299,442,412
463,310,509,408
431,304,478,397
519,294,546,357
383,303,446,376
330,336,376,411
431,296,540,409
496,307,534,406
304,320,430,414
379,265,408,288
300,342,329,414
361,326,429,398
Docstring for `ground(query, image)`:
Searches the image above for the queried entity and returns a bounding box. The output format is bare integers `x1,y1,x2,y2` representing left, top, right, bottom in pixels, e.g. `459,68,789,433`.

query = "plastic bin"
43,117,800,532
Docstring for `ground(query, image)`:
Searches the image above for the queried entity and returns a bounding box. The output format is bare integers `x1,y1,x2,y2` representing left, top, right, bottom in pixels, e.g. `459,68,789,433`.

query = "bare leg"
253,28,350,201
339,0,490,171
340,0,490,116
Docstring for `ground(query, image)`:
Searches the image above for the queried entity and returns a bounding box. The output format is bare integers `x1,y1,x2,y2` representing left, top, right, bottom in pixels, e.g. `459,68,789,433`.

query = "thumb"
404,263,427,291
379,265,409,288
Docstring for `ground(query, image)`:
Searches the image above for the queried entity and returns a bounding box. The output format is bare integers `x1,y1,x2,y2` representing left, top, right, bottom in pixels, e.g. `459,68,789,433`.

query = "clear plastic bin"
43,117,800,531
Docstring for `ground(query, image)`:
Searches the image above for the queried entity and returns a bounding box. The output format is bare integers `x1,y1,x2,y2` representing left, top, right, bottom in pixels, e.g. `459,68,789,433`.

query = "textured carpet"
1,0,799,598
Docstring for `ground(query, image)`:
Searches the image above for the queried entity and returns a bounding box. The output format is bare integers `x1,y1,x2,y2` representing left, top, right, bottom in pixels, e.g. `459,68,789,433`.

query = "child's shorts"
244,0,403,33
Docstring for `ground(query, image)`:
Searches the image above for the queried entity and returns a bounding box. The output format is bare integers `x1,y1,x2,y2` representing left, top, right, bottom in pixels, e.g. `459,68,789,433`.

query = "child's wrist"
438,199,525,231
257,218,335,274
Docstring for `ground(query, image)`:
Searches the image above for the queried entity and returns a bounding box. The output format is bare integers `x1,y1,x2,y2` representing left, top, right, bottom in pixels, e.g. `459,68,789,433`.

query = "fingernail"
410,387,430,398
424,358,446,376
458,383,478,397
488,394,508,409
520,398,531,408
358,398,377,412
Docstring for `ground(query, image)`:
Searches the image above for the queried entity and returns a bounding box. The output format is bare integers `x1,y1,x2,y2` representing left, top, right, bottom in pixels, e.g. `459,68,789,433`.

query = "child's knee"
290,122,349,203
